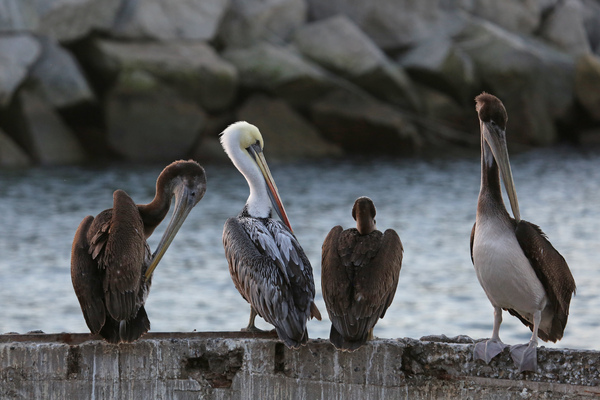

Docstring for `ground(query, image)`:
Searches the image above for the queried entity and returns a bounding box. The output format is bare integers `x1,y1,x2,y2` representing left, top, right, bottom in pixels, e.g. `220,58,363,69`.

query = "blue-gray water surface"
0,146,599,350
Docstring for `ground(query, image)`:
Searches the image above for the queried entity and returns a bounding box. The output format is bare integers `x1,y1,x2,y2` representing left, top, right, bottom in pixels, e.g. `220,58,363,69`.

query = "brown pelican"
321,196,403,351
71,160,206,343
471,93,576,372
221,121,321,349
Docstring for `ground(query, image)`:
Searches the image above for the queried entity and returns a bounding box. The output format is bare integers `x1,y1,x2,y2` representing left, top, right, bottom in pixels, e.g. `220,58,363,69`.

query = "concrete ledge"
1,332,599,399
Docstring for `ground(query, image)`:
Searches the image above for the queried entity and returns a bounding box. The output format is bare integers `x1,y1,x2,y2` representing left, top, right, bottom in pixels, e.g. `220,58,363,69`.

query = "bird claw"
241,325,266,333
510,342,537,373
473,339,507,364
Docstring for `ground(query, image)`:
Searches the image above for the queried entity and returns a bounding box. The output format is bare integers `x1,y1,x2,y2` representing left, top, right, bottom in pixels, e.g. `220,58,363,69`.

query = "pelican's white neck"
221,122,272,219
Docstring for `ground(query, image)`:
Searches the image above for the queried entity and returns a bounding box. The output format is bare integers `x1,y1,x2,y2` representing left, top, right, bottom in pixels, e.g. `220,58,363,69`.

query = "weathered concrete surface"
1,332,598,400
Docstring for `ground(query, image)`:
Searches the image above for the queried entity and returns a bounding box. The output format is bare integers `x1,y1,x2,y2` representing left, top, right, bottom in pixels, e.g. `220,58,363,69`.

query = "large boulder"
236,94,343,160
0,0,37,32
306,0,443,51
294,16,385,76
454,18,575,145
105,71,206,162
309,90,421,155
1,88,86,164
223,42,337,107
0,0,121,42
218,0,306,48
581,0,600,55
0,34,41,106
111,0,229,41
398,35,475,104
293,16,420,110
83,40,237,112
37,0,122,42
538,0,591,56
460,0,543,35
0,128,31,167
417,85,478,144
575,54,600,121
29,37,94,109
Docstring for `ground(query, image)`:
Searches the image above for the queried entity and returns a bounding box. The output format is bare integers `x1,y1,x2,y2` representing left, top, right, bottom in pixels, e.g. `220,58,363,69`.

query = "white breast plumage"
473,214,547,318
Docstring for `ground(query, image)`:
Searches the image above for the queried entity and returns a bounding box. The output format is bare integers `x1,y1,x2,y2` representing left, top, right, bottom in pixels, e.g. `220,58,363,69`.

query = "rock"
193,136,230,164
538,0,591,56
293,15,421,110
106,71,206,162
2,88,86,164
84,39,237,112
112,0,229,41
29,37,94,109
218,0,306,47
398,35,475,103
36,0,122,42
0,0,121,42
581,0,600,54
0,34,41,106
0,128,31,167
575,54,600,121
294,16,385,77
418,85,476,137
223,42,337,107
461,0,543,34
306,0,443,51
454,17,575,145
0,0,37,31
309,90,421,154
191,113,236,163
236,94,343,160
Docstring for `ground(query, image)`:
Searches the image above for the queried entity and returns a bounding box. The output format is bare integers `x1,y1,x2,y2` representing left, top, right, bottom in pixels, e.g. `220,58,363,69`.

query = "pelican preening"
470,93,576,372
321,197,403,351
221,121,321,349
71,160,207,343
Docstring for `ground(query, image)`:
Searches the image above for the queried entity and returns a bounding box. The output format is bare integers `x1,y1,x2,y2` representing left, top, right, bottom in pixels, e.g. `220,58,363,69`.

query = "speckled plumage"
220,122,320,349
223,214,317,348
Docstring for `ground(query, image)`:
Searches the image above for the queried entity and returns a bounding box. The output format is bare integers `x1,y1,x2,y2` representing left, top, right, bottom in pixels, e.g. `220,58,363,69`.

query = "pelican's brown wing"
321,226,350,313
354,229,403,320
470,222,476,264
71,215,105,334
513,220,576,342
322,227,403,350
89,190,146,321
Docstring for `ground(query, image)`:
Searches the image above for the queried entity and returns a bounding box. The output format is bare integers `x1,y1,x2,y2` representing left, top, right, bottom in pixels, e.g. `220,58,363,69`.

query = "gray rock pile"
1,0,599,166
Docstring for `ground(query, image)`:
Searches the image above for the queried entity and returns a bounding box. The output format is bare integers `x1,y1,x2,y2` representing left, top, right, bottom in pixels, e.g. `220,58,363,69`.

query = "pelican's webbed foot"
510,342,537,373
241,325,267,333
473,338,507,364
241,306,270,333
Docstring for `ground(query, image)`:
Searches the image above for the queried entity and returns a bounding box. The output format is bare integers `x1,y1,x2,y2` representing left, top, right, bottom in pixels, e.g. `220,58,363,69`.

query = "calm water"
0,146,599,350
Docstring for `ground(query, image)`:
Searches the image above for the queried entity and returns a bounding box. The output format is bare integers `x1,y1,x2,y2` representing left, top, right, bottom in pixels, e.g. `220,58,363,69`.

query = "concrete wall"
1,332,599,399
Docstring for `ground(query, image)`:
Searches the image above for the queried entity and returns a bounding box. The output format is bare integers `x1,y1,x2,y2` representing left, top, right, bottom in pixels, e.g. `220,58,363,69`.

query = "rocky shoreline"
1,0,599,167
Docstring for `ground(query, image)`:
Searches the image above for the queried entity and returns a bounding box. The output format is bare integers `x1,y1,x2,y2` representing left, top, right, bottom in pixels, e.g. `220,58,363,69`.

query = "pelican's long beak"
248,144,293,232
144,186,201,280
483,122,521,222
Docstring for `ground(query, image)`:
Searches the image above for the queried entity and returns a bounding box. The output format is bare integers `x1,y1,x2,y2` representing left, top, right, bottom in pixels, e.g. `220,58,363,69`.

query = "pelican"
221,121,321,349
321,196,403,351
470,93,576,372
71,160,207,343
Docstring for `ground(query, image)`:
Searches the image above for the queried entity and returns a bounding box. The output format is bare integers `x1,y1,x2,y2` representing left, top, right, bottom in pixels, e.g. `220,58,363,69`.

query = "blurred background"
0,0,599,349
